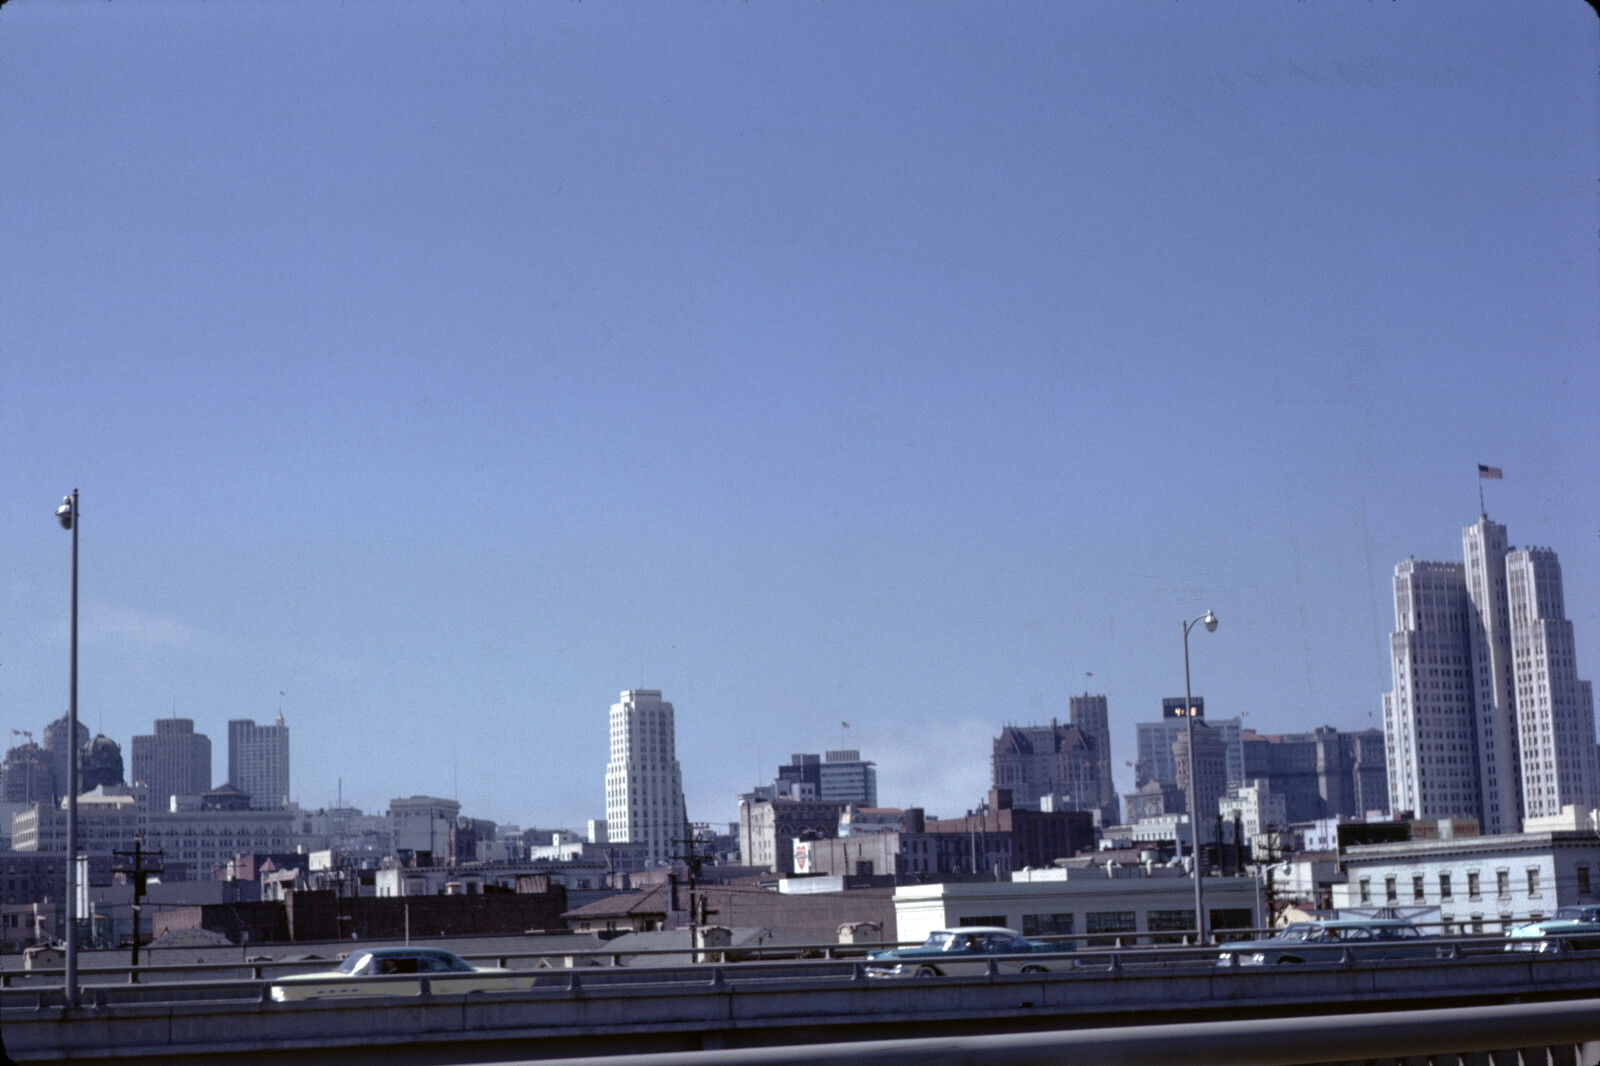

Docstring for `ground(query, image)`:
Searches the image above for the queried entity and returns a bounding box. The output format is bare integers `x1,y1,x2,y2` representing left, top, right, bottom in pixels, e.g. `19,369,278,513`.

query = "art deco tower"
603,690,687,866
1384,514,1598,833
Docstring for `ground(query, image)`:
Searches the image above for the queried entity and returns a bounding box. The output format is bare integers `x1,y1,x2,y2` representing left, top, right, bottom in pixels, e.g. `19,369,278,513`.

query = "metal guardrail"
457,998,1600,1066
0,932,1559,1010
0,926,1515,988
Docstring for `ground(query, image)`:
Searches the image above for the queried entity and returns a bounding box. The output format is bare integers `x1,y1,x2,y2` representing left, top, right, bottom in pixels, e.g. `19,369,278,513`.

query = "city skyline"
4,4,1596,831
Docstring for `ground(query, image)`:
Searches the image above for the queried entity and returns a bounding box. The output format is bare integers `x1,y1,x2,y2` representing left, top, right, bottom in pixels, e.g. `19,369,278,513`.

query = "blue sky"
4,1,1597,833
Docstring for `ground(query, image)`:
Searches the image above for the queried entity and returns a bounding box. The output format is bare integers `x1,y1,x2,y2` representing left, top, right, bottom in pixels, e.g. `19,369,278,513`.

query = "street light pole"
1182,609,1218,946
56,490,80,1008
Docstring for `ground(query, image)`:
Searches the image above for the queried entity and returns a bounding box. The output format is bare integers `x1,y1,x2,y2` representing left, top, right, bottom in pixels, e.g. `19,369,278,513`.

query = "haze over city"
4,2,1597,833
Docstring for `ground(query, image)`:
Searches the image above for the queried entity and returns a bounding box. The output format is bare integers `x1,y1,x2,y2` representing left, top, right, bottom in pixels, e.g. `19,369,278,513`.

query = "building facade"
892,874,1258,946
1,743,55,805
1332,830,1600,934
1239,726,1388,824
1134,699,1243,792
42,715,89,801
991,721,1106,820
819,750,878,806
1384,516,1599,833
1506,548,1600,820
389,795,461,863
9,790,139,854
130,718,212,814
227,714,291,810
141,806,294,880
603,689,687,867
1070,693,1120,824
1172,721,1229,822
737,797,849,874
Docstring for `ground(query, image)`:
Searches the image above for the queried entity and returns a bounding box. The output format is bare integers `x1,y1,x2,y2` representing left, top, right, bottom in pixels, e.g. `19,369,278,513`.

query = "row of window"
1356,865,1587,905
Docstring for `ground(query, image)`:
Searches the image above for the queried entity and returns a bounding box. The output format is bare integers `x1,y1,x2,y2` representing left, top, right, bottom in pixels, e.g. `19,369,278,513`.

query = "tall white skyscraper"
1507,548,1600,819
603,690,687,867
1463,516,1520,833
1383,558,1481,824
1384,515,1598,833
228,714,291,810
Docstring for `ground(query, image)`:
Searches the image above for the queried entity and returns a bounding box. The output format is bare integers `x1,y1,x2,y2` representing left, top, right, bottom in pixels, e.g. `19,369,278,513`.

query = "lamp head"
1202,610,1218,633
56,496,74,531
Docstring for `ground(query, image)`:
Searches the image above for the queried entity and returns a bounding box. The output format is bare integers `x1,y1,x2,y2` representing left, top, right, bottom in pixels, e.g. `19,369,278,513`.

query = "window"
1468,871,1481,900
1439,873,1453,901
1085,911,1136,946
1147,910,1197,944
1412,875,1425,902
1527,868,1541,897
1497,870,1510,899
1022,913,1074,938
1579,866,1591,896
1384,876,1398,904
1359,878,1371,904
958,915,1006,929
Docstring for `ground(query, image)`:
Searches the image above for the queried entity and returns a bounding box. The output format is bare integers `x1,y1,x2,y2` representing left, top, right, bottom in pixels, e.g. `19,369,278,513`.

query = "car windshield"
335,953,373,975
924,932,983,951
1273,925,1319,942
1374,925,1421,939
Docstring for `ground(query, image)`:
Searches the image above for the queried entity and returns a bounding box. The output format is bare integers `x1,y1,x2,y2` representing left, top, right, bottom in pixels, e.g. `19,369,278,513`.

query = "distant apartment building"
131,718,212,814
603,690,688,867
796,793,1094,880
10,789,139,853
142,803,294,880
0,851,114,908
1217,780,1286,851
1134,698,1243,792
763,751,878,806
1383,515,1600,834
1238,726,1387,823
227,714,290,810
991,717,1108,822
389,796,461,863
1070,693,1120,824
737,797,850,874
922,790,1095,874
820,750,878,806
42,714,88,800
1172,721,1229,823
1122,781,1186,823
1,743,55,805
1333,830,1600,933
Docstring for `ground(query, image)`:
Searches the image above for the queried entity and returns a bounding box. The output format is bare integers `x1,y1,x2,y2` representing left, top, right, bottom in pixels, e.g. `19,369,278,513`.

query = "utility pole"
112,836,164,970
672,822,715,959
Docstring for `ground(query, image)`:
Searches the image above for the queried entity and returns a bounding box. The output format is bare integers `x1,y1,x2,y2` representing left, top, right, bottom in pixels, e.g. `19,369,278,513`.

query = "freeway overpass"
8,939,1600,1064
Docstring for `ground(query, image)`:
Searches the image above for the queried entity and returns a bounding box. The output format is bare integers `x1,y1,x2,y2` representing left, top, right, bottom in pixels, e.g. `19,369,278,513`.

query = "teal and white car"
269,947,523,1001
863,927,1058,977
1216,919,1436,967
1506,906,1600,953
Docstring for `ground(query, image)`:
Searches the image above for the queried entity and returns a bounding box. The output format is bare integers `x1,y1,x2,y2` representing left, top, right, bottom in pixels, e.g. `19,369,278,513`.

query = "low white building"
892,872,1259,945
1331,830,1600,933
1218,780,1285,852
10,789,139,853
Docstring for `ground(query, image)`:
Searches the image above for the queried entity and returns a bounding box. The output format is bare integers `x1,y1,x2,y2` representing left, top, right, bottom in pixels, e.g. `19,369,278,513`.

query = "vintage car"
863,927,1059,977
1505,906,1600,952
268,947,524,1001
1215,918,1437,967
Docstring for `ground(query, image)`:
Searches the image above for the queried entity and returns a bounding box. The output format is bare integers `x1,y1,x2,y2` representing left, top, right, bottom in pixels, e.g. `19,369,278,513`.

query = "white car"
269,947,524,1001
